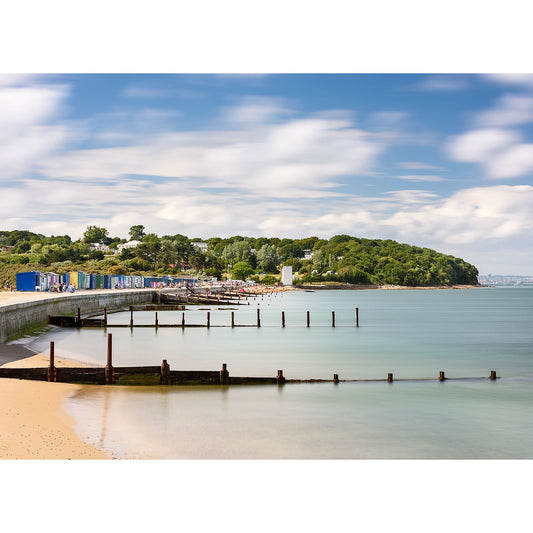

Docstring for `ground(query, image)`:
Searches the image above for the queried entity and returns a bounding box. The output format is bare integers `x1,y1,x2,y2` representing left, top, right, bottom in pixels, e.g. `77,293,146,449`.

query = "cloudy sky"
1,73,533,275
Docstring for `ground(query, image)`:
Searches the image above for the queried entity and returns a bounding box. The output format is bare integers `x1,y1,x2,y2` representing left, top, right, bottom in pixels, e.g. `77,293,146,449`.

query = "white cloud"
415,75,468,91
482,74,533,87
396,175,446,182
0,82,69,180
385,185,533,243
221,96,292,125
398,161,442,170
486,143,533,179
475,94,533,127
446,128,519,163
40,113,385,193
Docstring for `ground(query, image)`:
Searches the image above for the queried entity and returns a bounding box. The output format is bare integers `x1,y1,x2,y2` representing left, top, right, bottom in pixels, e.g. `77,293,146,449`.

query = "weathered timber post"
282,311,285,328
490,370,497,380
387,373,393,383
355,307,359,327
231,312,235,328
332,311,335,327
47,341,56,382
105,333,114,385
220,363,229,385
161,359,170,385
333,373,339,384
104,307,108,326
130,306,134,327
155,312,159,327
277,370,285,385
257,308,261,328
207,311,210,328
77,307,81,327
307,311,310,327
182,312,185,327
439,371,446,381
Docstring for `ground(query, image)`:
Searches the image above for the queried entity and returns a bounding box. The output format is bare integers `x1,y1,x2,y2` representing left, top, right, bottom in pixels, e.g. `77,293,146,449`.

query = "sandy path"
0,353,110,460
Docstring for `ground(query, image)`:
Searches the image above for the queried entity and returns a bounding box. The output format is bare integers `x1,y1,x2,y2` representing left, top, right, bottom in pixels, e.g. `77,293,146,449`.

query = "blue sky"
2,73,533,274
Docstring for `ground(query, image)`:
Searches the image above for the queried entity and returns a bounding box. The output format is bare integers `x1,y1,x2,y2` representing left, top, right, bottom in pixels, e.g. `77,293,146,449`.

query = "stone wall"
0,290,159,342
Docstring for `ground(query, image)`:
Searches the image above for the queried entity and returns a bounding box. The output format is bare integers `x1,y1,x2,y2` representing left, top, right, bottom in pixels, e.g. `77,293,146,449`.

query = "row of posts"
46,338,499,385
119,307,361,328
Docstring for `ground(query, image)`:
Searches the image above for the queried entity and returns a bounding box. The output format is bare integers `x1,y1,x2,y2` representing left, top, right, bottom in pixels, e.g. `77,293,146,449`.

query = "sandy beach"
1,290,112,459
0,352,110,459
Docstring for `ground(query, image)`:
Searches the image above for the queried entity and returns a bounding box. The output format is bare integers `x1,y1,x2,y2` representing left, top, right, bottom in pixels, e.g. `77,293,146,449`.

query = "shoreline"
0,352,111,460
0,283,482,460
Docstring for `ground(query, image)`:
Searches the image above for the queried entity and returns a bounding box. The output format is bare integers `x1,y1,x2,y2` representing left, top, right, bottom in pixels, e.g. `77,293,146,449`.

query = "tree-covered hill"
0,227,479,288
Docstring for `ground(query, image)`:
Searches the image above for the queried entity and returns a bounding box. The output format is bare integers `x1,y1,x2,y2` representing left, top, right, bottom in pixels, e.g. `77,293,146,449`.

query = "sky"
2,73,533,275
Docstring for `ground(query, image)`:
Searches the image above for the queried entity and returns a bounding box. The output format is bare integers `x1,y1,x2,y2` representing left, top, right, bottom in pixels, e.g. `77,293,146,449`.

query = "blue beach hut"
16,271,42,291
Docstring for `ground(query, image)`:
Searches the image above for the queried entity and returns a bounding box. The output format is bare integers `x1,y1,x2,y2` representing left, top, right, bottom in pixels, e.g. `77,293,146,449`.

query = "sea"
27,286,533,459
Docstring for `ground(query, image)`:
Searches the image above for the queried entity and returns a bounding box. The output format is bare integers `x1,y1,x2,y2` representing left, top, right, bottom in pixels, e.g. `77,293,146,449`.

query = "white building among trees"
281,266,293,286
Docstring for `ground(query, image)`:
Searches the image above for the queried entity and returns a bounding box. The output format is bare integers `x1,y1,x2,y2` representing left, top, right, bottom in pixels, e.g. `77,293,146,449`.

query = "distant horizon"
2,74,533,275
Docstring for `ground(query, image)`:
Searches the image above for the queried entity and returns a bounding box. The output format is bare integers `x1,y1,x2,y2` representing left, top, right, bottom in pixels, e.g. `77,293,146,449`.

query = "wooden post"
490,370,497,380
105,333,114,385
307,310,310,327
331,311,335,327
130,306,133,327
231,311,235,328
182,312,185,327
47,341,56,382
155,312,159,327
355,307,359,327
77,307,81,327
387,373,393,383
161,359,170,385
104,306,108,326
277,370,285,385
220,363,229,385
439,371,445,381
257,308,261,328
207,311,210,328
333,373,339,384
282,311,285,328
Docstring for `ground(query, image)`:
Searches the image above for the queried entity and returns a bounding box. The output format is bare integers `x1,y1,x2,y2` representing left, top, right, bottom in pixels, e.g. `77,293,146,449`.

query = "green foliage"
222,240,254,267
0,228,480,288
256,244,281,273
231,261,254,280
261,275,278,285
83,226,109,244
108,265,128,275
128,224,146,241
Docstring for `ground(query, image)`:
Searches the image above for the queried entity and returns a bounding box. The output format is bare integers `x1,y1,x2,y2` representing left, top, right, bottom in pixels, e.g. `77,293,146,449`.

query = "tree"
83,226,109,244
129,225,146,241
256,244,281,273
231,261,254,280
222,240,253,266
135,234,162,269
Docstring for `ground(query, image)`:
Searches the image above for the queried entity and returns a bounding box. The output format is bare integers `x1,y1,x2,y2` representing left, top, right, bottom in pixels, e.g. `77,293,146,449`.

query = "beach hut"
89,274,97,289
103,275,111,289
110,275,125,289
16,271,41,291
96,274,104,289
69,271,80,289
46,272,60,290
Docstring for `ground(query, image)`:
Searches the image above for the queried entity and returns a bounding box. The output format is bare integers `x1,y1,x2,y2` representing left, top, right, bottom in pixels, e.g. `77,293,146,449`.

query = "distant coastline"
294,283,482,291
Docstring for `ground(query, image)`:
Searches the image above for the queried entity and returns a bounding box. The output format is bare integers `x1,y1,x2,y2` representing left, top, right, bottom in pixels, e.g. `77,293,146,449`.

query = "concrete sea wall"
0,290,160,343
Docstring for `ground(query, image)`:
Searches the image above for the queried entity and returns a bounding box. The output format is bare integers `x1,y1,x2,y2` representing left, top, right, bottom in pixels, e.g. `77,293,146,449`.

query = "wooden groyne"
48,307,362,329
0,337,501,387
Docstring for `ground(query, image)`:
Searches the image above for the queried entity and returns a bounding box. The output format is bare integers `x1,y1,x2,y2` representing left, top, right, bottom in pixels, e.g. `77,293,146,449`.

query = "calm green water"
30,287,533,458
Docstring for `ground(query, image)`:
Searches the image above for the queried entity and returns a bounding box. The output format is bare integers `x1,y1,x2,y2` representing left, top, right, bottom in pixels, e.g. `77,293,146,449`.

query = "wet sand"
0,352,110,460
